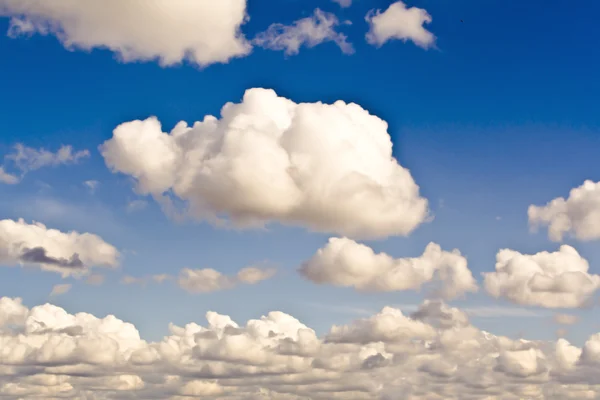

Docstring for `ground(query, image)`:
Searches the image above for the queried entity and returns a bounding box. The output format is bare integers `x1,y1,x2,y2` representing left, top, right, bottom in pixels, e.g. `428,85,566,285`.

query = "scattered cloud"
554,313,580,326
100,88,429,240
49,283,72,296
0,166,18,184
366,1,436,49
254,9,354,55
484,245,600,308
85,274,105,286
332,0,353,8
83,180,99,193
300,237,478,299
529,180,600,242
0,144,89,184
0,0,251,67
126,199,148,213
0,218,119,277
178,266,276,294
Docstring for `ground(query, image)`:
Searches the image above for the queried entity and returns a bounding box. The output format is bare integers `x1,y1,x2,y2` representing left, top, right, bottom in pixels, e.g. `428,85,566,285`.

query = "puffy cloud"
0,0,251,67
483,245,600,308
254,9,354,55
300,238,477,299
0,218,119,277
50,284,72,297
1,297,600,399
529,180,600,242
100,88,429,239
365,1,436,49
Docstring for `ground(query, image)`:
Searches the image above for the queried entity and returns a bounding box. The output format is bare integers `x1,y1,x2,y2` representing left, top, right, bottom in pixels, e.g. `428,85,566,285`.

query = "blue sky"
1,2,600,397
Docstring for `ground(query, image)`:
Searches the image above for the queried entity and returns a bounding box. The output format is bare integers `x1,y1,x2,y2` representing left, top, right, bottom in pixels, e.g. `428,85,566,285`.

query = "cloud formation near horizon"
1,297,600,398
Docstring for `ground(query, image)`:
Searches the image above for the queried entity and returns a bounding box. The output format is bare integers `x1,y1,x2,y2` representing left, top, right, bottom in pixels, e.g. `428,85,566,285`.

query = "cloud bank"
1,297,600,399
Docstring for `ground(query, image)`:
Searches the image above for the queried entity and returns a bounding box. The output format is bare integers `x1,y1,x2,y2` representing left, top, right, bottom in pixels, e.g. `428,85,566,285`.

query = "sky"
1,0,600,398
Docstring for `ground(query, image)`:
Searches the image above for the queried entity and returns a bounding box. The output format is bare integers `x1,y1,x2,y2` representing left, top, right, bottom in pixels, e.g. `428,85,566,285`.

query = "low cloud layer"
0,0,251,67
254,9,353,56
0,219,119,277
300,238,477,299
484,245,600,308
366,1,436,49
100,88,429,240
1,297,600,399
529,180,600,242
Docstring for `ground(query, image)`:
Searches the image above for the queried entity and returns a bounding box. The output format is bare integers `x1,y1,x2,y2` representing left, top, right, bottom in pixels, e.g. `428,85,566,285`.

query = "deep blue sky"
1,0,599,344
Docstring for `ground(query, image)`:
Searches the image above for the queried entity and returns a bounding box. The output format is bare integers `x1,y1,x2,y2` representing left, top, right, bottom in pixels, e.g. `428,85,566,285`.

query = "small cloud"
50,283,72,296
84,180,100,193
86,274,105,286
0,167,19,185
254,9,354,56
127,199,148,213
554,313,579,326
496,216,502,221
332,0,352,8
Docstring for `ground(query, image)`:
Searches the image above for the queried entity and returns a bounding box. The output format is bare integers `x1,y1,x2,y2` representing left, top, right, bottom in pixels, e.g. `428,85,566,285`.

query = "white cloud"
300,237,477,299
529,180,600,242
178,266,276,294
1,297,600,398
0,218,119,277
332,0,352,8
0,167,18,185
6,144,89,172
254,9,354,55
554,313,579,326
126,199,148,213
83,180,99,193
0,144,89,184
100,88,429,240
49,283,72,296
484,245,600,308
85,274,105,286
0,0,251,67
365,1,436,49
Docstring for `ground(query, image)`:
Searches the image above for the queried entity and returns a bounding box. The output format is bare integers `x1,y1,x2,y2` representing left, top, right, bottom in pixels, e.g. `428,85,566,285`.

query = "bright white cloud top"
529,180,600,242
484,245,600,308
2,297,600,398
0,219,119,277
366,1,436,49
300,238,477,299
0,0,251,67
254,9,354,56
100,88,429,239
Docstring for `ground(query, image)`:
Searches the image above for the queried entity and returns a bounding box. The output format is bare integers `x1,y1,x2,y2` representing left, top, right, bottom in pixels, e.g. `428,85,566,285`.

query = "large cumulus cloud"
2,297,600,399
0,0,251,67
300,237,477,299
100,88,429,239
0,218,119,277
483,245,600,308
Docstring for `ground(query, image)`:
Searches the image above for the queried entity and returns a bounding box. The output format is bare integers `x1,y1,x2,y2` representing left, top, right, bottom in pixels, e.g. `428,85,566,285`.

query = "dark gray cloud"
19,247,84,269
